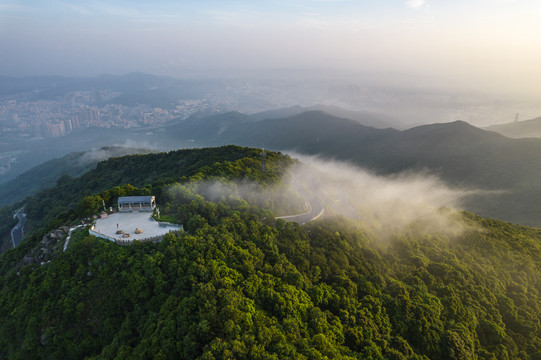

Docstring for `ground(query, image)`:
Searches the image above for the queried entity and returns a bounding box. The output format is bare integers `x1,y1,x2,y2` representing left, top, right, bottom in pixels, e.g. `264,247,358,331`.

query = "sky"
1,0,541,96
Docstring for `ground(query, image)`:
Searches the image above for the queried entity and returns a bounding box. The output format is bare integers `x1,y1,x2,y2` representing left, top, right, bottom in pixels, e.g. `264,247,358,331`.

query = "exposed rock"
41,237,52,246
40,332,48,346
23,255,34,265
116,230,124,234
22,227,70,268
135,228,143,234
122,233,130,238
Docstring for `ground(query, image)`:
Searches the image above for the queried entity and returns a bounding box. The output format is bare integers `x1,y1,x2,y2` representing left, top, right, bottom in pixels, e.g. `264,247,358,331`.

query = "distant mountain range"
5,107,541,227
165,110,541,226
485,117,541,139
247,104,400,128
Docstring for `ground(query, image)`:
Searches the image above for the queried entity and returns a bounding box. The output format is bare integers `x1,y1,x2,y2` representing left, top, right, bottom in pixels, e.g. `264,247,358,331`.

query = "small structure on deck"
90,195,182,245
118,196,156,212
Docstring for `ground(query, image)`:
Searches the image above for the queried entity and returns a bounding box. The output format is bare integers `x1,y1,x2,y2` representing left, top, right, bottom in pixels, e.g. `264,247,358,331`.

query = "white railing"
89,227,117,242
114,230,182,246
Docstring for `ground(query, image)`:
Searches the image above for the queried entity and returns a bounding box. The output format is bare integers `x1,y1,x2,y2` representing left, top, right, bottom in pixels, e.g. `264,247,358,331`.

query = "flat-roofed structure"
118,196,156,212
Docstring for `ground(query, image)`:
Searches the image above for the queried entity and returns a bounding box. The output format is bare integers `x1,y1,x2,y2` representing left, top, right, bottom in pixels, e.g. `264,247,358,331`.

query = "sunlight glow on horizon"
1,0,541,96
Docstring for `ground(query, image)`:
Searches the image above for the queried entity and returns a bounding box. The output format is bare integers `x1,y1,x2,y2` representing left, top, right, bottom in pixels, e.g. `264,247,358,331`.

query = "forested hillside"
0,146,295,251
1,146,541,359
0,147,153,207
170,111,541,227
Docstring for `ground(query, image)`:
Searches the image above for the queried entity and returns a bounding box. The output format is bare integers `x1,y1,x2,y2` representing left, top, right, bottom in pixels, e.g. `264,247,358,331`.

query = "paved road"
276,169,362,224
11,208,26,247
322,185,361,221
276,176,325,225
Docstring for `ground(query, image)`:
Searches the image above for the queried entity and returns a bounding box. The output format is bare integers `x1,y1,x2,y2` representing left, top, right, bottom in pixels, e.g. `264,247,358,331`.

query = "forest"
1,146,541,359
0,145,296,251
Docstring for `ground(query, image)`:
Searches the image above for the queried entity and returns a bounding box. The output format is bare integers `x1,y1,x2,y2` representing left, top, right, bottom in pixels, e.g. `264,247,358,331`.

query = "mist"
288,157,471,237
77,144,156,166
162,156,472,238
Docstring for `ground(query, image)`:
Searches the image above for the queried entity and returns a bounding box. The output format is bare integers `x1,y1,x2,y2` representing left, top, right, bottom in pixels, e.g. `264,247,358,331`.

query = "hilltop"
10,108,541,228
0,145,296,252
167,112,541,226
6,107,541,227
0,146,541,359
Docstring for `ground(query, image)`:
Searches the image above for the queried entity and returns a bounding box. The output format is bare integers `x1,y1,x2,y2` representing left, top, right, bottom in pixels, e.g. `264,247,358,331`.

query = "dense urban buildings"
0,92,208,140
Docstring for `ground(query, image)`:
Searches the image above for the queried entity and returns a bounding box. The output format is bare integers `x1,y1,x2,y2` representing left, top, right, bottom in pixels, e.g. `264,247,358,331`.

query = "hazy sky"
1,0,541,95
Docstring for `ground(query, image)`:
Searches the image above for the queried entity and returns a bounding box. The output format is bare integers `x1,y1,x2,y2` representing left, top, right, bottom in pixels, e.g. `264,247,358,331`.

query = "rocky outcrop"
21,227,70,266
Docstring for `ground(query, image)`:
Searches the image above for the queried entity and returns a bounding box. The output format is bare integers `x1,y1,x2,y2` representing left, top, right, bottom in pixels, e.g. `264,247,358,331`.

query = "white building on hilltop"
118,196,156,212
90,195,182,245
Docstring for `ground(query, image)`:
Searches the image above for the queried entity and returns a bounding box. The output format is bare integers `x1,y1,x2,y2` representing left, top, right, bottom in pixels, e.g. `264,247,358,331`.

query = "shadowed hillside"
0,147,154,207
167,112,541,226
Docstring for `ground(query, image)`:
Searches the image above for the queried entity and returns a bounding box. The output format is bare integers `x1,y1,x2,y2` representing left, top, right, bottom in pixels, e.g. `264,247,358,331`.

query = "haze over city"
1,0,541,98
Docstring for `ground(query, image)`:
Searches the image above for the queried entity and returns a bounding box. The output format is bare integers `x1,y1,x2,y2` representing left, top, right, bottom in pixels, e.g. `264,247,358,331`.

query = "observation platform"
91,211,181,243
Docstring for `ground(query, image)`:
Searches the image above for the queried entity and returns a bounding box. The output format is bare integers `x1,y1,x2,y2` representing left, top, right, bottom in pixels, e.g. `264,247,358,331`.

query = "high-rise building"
63,118,73,133
45,121,65,137
71,116,80,129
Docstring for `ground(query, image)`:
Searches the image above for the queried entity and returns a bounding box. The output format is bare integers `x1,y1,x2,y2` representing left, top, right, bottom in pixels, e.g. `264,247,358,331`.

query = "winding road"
276,175,325,225
276,168,361,225
11,208,26,247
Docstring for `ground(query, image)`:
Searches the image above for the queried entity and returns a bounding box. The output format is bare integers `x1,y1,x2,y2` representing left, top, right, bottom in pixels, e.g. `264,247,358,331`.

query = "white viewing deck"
90,212,182,243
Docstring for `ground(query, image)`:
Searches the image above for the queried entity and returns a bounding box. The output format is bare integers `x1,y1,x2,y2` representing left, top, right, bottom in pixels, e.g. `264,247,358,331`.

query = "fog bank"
288,156,472,237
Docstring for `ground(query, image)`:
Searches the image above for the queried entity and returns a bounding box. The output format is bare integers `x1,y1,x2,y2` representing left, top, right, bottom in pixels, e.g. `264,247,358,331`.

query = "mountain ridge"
5,107,541,226
485,116,541,139
164,112,541,226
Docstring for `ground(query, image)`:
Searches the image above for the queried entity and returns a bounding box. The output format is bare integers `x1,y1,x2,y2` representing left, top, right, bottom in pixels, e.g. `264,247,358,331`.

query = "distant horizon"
2,1,541,98
1,70,541,128
0,69,537,102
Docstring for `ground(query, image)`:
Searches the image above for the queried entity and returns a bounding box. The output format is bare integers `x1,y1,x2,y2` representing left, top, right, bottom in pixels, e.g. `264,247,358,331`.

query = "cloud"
164,154,475,240
286,155,473,238
203,9,265,28
77,145,157,166
0,4,23,12
60,3,92,16
295,16,333,31
406,0,425,9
